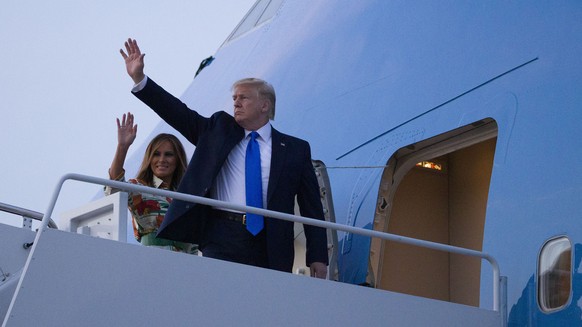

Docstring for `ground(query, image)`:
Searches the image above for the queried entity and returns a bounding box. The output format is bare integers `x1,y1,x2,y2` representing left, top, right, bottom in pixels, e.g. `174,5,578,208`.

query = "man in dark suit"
120,38,328,277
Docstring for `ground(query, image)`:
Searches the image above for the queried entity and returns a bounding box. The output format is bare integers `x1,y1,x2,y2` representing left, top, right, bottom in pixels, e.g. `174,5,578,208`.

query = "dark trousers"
201,216,268,268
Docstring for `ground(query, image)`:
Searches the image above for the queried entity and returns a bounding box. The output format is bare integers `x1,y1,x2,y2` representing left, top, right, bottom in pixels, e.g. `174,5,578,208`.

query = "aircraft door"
369,119,497,307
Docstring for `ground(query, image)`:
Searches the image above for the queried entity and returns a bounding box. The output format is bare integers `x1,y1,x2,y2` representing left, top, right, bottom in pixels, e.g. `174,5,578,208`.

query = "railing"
0,202,58,229
25,173,505,312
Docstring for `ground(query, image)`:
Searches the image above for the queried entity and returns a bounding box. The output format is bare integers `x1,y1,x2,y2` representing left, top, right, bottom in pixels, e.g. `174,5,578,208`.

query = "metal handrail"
34,173,502,311
0,202,58,229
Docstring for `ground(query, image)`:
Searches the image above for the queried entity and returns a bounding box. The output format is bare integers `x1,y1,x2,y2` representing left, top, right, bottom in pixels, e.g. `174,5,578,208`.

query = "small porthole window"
538,236,572,312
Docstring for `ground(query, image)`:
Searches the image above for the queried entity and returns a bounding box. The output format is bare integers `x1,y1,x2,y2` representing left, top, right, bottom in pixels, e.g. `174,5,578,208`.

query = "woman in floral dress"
105,112,196,254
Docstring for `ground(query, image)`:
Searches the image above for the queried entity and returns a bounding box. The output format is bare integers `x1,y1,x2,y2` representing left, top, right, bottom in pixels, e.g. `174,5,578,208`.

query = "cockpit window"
226,0,284,42
538,236,572,312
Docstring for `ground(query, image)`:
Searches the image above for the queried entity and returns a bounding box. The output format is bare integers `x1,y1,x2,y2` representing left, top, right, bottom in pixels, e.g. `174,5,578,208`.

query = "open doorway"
369,118,497,307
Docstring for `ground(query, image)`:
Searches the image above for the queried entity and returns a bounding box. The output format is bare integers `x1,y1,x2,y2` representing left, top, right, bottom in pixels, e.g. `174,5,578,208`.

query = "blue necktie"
245,131,264,235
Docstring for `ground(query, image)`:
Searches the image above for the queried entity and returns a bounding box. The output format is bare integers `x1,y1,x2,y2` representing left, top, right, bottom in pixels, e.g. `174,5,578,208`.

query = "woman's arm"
109,112,137,179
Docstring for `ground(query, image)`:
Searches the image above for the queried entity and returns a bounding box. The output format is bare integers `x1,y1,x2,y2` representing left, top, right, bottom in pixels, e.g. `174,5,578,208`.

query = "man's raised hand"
120,38,145,84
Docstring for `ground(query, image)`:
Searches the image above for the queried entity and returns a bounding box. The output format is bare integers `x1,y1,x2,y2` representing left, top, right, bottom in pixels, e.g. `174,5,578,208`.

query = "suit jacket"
133,78,329,272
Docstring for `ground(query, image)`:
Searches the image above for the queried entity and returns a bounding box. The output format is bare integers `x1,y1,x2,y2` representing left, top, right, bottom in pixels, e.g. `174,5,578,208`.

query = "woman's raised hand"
116,112,138,148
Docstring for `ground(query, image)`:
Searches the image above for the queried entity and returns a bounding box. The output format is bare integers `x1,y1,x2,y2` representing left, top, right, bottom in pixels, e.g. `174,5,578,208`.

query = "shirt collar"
152,175,166,189
245,122,272,142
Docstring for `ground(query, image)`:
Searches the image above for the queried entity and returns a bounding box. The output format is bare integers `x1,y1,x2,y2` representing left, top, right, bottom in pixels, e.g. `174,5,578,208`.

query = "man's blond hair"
232,78,276,120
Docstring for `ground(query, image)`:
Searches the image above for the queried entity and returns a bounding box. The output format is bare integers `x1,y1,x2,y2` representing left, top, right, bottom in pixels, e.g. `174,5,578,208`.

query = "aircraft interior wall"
370,123,496,307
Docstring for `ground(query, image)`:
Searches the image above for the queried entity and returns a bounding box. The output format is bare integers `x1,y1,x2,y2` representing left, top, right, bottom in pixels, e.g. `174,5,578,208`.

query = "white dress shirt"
211,123,272,211
132,75,272,211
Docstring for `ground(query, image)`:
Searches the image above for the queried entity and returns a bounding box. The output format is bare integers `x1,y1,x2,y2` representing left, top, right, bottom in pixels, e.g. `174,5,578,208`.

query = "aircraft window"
538,236,572,312
226,0,284,42
256,0,283,25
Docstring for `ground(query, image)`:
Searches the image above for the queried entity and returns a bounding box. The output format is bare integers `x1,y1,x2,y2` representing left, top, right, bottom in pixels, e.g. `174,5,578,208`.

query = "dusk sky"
0,1,255,226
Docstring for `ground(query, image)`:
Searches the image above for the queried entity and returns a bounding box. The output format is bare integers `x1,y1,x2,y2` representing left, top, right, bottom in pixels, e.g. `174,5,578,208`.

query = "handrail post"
2,173,69,327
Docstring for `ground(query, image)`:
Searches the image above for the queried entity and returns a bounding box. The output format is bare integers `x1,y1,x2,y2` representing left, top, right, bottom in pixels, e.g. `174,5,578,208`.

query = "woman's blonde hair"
135,133,187,190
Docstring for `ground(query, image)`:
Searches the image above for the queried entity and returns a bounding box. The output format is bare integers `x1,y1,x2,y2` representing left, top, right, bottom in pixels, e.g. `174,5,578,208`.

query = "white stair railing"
0,202,58,229
7,173,506,321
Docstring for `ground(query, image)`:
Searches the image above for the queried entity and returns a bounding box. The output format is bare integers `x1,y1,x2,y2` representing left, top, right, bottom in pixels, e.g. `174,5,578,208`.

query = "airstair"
1,174,506,326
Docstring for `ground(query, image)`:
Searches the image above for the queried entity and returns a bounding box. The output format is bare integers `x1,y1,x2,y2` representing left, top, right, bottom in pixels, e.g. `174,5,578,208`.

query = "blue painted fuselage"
131,1,582,325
